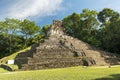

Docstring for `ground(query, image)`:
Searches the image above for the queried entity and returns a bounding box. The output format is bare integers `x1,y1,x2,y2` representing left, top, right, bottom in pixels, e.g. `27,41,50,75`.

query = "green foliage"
0,18,21,55
100,20,120,53
32,34,44,43
0,19,42,58
20,19,41,47
0,8,120,58
63,8,120,54
97,8,120,53
0,47,31,71
63,12,80,37
98,8,119,27
0,47,31,64
63,9,99,46
41,24,51,37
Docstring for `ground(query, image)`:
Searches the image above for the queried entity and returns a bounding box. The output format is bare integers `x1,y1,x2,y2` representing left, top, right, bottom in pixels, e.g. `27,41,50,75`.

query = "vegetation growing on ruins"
0,47,31,64
0,8,120,59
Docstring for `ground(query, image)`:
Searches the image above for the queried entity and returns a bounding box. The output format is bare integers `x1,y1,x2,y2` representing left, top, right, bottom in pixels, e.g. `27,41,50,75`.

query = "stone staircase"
63,35,120,65
15,20,120,70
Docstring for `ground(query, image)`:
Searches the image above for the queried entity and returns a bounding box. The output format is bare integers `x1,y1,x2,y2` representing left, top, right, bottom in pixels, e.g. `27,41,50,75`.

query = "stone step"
28,57,82,64
33,52,74,58
22,61,82,70
105,57,120,65
15,57,32,64
15,51,32,58
84,50,107,65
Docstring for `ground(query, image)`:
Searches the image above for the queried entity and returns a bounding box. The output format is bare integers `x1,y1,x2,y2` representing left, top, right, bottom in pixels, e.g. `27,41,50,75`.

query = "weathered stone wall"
53,20,62,27
21,48,83,70
15,20,120,70
49,20,64,36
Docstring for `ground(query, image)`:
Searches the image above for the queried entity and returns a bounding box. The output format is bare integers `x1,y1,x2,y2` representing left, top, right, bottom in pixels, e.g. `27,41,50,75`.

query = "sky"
0,0,120,26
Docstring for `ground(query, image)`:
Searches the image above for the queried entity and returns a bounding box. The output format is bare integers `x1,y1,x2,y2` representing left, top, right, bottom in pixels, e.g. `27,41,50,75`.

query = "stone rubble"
15,20,120,70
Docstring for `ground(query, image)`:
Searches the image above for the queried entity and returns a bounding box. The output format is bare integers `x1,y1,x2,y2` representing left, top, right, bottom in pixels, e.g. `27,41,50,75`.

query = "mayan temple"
15,20,120,70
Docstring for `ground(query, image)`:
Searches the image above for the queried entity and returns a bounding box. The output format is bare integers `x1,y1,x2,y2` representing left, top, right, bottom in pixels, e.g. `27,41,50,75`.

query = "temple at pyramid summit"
15,20,120,70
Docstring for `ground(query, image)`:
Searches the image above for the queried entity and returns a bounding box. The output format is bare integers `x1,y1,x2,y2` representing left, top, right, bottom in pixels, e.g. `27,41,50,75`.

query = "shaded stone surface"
15,20,120,70
0,64,13,71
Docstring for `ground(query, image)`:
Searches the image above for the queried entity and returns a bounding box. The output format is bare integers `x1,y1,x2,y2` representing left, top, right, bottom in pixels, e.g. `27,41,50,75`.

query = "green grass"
0,68,8,73
0,47,31,64
0,47,120,80
0,47,31,71
0,64,19,71
0,66,120,80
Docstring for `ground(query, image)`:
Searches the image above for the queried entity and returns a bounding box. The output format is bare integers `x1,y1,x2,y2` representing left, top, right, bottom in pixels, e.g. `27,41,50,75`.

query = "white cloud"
2,0,63,19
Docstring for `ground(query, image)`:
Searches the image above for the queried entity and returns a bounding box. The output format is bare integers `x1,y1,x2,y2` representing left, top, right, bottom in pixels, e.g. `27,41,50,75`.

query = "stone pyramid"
15,20,120,70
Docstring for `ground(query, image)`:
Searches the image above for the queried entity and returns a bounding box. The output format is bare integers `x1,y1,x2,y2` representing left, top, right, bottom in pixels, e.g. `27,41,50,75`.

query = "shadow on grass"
95,74,120,80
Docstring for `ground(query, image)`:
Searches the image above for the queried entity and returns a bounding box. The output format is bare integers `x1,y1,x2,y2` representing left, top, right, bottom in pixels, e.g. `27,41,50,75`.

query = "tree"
20,19,40,47
79,9,99,43
0,18,20,54
97,8,120,53
63,12,80,37
0,34,9,58
41,24,51,37
98,8,119,27
101,20,120,53
0,18,43,58
80,9,99,30
63,9,99,46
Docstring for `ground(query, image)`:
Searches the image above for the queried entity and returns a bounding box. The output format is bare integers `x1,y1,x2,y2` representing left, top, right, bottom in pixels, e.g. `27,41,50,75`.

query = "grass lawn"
0,66,120,80
0,68,8,73
0,47,120,80
0,47,31,64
